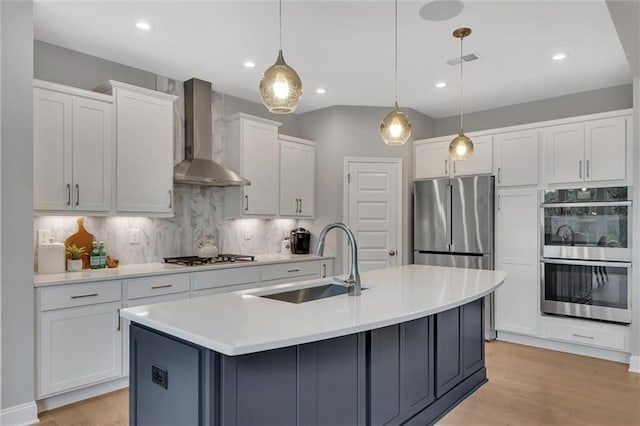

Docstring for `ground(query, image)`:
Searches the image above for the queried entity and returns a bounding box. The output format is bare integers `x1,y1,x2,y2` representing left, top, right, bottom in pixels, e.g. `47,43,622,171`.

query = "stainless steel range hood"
174,78,250,186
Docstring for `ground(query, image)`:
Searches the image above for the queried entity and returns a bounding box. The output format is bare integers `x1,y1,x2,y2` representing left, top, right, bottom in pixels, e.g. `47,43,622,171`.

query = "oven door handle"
540,258,631,268
541,201,631,208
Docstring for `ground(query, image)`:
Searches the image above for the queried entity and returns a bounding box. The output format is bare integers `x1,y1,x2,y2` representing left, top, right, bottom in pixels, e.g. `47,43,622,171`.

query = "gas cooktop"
164,254,256,266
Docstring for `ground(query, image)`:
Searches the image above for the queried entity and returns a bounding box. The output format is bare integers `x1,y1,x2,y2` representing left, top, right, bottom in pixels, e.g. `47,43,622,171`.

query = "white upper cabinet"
34,81,112,213
452,135,493,177
279,136,315,217
225,113,282,217
96,81,177,216
546,117,627,184
494,130,539,187
414,136,492,180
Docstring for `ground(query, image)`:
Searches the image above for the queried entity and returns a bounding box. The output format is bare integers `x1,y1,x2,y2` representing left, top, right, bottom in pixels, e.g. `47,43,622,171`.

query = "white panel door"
495,188,539,336
453,135,493,176
38,302,122,397
546,123,585,184
242,120,279,215
279,141,299,216
72,97,112,212
296,142,315,217
33,88,73,211
414,140,450,179
346,160,400,273
585,117,626,182
494,130,539,186
115,89,173,213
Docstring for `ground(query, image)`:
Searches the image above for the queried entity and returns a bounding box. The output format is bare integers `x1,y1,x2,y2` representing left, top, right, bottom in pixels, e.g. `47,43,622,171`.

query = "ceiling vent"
446,53,480,66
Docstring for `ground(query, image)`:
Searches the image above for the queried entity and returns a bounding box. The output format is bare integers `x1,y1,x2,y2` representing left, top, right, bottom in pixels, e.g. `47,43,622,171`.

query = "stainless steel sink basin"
261,283,366,304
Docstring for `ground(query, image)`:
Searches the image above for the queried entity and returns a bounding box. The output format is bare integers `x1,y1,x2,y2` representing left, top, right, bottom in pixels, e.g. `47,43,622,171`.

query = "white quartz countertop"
120,265,506,356
34,254,333,287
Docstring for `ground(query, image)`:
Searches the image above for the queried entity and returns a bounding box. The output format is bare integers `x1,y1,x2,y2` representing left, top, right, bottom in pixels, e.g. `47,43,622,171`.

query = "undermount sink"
260,282,367,304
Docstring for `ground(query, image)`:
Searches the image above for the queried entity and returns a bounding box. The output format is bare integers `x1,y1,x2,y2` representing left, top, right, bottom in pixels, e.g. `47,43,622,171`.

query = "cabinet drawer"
127,274,190,300
262,260,321,281
192,282,259,298
192,266,260,291
541,316,630,352
262,274,320,287
39,280,122,311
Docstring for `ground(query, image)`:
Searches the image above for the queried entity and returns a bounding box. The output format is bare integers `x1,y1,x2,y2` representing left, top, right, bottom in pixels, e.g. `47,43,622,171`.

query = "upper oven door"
541,200,631,262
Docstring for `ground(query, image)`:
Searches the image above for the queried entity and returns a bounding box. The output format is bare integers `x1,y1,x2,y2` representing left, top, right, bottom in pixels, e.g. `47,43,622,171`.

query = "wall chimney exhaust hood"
174,78,250,186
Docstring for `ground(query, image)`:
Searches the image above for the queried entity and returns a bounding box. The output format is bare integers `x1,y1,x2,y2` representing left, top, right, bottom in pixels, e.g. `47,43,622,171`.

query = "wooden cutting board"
64,217,94,269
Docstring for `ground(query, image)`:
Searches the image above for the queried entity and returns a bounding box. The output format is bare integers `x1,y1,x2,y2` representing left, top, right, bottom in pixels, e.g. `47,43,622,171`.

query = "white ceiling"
34,0,632,118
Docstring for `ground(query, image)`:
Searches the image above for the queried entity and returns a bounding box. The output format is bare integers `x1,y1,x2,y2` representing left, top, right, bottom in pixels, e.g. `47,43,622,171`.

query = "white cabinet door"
33,88,73,211
494,130,539,186
71,97,112,212
38,302,122,397
242,120,280,216
495,188,539,336
585,117,626,182
114,86,175,214
279,138,316,217
414,140,450,179
453,135,493,176
546,123,584,184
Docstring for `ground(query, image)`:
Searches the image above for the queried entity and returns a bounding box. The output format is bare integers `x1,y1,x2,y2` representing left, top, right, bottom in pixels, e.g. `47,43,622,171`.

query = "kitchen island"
120,264,505,425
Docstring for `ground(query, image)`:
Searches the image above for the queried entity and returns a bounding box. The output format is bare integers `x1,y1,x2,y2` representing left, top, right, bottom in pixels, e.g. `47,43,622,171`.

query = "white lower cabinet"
494,188,539,336
540,315,630,352
37,280,123,398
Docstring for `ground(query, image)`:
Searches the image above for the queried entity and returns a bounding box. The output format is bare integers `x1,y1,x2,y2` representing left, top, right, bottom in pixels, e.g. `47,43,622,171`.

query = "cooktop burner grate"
164,254,255,266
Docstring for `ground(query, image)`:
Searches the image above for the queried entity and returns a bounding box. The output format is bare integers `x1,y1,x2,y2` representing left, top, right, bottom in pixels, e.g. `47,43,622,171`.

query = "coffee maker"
290,227,311,254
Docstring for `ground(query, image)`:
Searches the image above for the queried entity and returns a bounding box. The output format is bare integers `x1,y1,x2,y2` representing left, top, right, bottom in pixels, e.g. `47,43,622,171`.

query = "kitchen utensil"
197,234,219,258
64,217,94,269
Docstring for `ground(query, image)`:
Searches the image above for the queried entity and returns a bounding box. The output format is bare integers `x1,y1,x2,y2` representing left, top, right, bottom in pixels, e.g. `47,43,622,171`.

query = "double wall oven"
540,187,631,324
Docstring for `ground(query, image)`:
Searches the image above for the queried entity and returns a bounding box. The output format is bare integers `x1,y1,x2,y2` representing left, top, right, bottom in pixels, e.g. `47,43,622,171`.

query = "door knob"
389,250,396,256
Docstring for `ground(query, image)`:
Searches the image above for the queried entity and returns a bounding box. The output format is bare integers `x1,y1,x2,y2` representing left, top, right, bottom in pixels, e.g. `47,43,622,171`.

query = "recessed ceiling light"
136,21,152,31
316,88,327,94
435,82,447,88
552,52,568,61
243,61,256,68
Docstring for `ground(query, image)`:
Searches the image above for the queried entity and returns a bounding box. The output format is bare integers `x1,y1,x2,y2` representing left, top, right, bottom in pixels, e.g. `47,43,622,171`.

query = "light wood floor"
37,341,640,425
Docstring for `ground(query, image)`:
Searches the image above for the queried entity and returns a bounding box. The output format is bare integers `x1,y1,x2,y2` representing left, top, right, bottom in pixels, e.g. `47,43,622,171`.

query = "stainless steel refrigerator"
413,175,496,340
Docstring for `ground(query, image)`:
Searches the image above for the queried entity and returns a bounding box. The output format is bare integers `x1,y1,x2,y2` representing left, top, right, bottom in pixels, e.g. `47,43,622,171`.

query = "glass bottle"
90,241,99,269
98,241,106,269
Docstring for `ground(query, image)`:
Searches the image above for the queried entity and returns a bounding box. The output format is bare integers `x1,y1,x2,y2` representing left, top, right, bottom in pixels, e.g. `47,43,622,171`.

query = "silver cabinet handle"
75,184,80,206
150,284,173,290
573,333,594,340
168,190,173,208
444,159,448,175
296,198,300,213
579,160,583,179
497,194,501,211
287,268,301,273
322,264,327,278
117,308,121,331
586,160,590,178
453,161,457,174
299,198,303,214
245,194,249,211
389,250,396,256
497,168,502,184
66,184,71,206
71,293,98,299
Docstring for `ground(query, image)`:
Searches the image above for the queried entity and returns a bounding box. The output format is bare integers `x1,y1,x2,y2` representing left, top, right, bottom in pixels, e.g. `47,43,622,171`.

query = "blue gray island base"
129,298,485,426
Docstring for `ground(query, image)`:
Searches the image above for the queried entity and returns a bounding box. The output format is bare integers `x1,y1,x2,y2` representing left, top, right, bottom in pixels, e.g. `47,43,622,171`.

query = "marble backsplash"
34,186,299,267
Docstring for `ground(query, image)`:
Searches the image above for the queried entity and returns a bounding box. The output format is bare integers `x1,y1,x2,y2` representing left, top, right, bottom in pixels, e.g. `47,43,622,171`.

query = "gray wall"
2,1,34,410
433,84,633,137
298,106,434,274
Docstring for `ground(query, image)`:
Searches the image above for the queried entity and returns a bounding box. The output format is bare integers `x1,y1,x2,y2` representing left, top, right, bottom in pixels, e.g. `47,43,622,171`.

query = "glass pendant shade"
259,50,303,114
449,132,474,160
380,104,412,145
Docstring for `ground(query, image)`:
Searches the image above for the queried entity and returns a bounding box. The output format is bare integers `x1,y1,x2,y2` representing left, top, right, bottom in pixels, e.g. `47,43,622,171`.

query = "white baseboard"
0,401,39,426
497,331,631,364
37,377,128,413
629,355,640,373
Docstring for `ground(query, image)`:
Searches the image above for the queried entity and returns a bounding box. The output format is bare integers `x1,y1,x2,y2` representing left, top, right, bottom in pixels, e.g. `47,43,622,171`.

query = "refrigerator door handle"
446,183,453,251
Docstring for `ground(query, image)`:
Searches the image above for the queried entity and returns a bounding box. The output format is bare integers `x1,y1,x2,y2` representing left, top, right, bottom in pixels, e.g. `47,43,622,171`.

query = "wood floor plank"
36,342,640,425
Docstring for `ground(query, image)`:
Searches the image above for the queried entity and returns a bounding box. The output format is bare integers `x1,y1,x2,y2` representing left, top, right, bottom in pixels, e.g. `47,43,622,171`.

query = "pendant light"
259,0,303,114
380,0,412,146
449,27,474,160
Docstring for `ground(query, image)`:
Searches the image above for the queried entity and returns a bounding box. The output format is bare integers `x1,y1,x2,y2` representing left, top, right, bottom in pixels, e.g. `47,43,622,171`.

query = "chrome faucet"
315,223,361,296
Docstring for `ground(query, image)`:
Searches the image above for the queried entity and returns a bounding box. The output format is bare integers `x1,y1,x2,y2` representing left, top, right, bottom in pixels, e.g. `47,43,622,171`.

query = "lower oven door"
541,258,631,323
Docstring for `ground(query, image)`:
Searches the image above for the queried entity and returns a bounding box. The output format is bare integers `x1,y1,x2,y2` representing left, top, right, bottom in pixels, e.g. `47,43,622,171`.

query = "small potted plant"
65,244,86,272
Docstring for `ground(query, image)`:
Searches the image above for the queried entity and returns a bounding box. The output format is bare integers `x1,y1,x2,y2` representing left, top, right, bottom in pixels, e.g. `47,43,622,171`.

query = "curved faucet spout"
315,223,361,296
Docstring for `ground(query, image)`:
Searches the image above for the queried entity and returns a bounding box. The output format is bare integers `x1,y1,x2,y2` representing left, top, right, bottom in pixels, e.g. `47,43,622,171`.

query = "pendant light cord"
459,35,464,132
279,0,282,50
394,0,398,108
